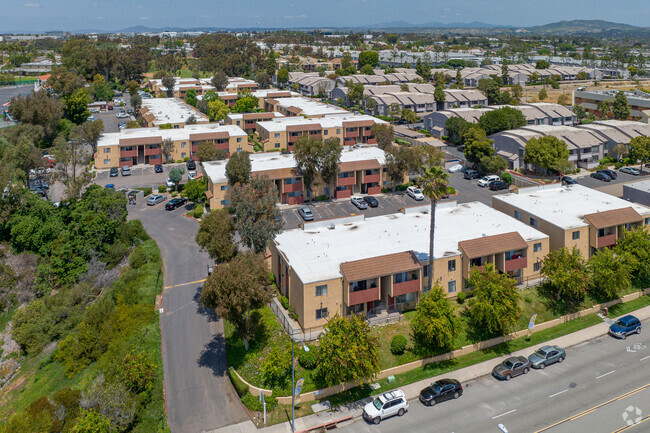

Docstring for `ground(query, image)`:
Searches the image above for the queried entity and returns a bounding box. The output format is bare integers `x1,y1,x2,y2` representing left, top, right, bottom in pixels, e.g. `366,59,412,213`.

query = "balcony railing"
364,174,381,184
144,147,161,156
337,176,356,186
393,279,420,297
345,130,359,138
120,149,137,158
283,182,303,193
244,122,256,130
363,129,372,137
504,256,527,272
347,286,380,306
597,234,617,248
336,189,351,199
367,138,378,145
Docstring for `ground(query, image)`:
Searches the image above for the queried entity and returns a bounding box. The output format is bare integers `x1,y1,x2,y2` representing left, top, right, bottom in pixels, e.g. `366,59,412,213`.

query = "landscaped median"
227,289,650,424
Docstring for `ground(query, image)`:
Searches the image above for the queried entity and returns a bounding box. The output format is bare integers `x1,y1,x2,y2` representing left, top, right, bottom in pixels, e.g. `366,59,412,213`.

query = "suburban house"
492,184,650,259
270,201,549,330
140,98,209,128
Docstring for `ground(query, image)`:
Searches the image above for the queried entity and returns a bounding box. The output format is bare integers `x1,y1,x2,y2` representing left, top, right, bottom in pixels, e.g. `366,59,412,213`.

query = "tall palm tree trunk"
427,198,437,292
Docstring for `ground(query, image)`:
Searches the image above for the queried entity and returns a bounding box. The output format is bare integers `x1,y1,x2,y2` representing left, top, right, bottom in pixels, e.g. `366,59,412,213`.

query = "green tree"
613,143,629,161
293,135,322,200
277,68,289,87
370,123,394,150
231,176,283,254
597,100,611,119
511,84,523,104
11,298,54,355
573,104,587,122
557,94,570,105
358,51,379,68
535,60,550,69
65,88,91,125
501,63,510,84
588,248,633,301
485,80,502,105
195,209,237,263
200,252,273,350
418,165,450,291
211,70,228,91
46,67,85,97
359,64,375,75
466,264,522,337
231,93,259,113
434,74,446,108
541,247,589,306
478,106,527,135
365,98,378,114
615,227,650,287
52,127,92,200
410,284,457,353
195,140,227,162
455,69,464,89
315,314,380,387
445,117,471,144
183,177,208,203
612,91,631,120
8,90,64,142
126,80,140,96
415,58,431,81
480,154,507,173
161,75,176,97
345,81,365,106
225,151,251,185
256,71,271,89
169,166,185,191
628,135,650,174
121,351,157,395
319,137,342,199
72,409,111,433
463,126,495,166
401,108,419,124
130,94,142,111
185,88,198,107
207,99,230,121
260,345,291,387
538,87,548,101
161,138,174,163
524,136,570,174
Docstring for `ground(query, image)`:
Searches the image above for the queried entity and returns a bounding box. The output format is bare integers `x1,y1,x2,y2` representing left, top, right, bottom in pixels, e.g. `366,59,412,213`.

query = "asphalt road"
338,329,650,433
127,199,248,433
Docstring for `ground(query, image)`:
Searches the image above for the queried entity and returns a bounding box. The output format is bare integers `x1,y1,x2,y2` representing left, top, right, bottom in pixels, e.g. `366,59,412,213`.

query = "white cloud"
139,16,149,20
96,16,104,20
24,3,40,7
200,14,211,18
137,4,144,8
284,14,306,19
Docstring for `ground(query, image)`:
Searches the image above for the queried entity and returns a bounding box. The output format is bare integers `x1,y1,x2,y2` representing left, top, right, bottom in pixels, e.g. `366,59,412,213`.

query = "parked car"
351,195,368,210
419,379,463,406
597,169,617,180
363,389,408,425
528,345,566,369
118,122,127,129
115,111,129,119
154,164,163,173
146,194,166,206
188,171,197,181
165,197,188,210
110,167,118,177
447,164,464,173
478,175,500,187
407,186,424,201
187,159,196,170
590,172,611,182
489,180,510,191
561,176,577,185
620,167,641,176
121,166,131,176
87,115,97,121
464,169,482,180
166,178,175,188
298,206,314,221
363,196,379,208
609,315,642,340
492,356,531,381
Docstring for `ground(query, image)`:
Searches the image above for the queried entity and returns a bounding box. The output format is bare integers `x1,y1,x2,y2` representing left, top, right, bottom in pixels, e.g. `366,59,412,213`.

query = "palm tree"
418,165,450,292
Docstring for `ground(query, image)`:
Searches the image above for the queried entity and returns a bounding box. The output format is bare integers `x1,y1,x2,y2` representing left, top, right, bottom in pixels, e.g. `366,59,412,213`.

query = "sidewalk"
207,305,650,433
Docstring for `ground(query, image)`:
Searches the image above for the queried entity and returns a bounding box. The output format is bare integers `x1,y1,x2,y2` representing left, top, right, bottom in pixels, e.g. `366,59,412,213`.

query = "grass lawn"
177,69,212,79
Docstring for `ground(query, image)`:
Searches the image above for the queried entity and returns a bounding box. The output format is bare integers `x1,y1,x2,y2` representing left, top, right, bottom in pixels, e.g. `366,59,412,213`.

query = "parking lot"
94,163,190,189
570,168,647,189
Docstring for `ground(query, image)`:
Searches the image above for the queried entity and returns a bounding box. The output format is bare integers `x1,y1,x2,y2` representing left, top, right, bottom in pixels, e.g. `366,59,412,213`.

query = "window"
103,148,110,153
220,185,229,191
393,272,407,284
181,152,186,159
220,199,229,205
336,128,341,134
514,210,521,220
173,125,179,129
533,242,542,252
530,217,537,228
274,133,280,138
315,284,328,297
572,231,580,240
534,262,541,272
448,260,456,272
103,159,110,165
646,218,650,225
237,137,242,143
324,130,328,135
448,280,456,293
396,292,416,303
423,265,428,277
181,142,186,148
315,308,328,320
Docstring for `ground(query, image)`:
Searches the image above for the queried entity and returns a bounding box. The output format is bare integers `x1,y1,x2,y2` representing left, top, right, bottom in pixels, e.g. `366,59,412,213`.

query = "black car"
110,167,118,177
561,176,577,185
154,164,164,173
591,172,611,182
165,197,188,210
419,379,463,406
598,169,617,180
186,160,196,170
464,169,482,180
363,196,379,207
489,180,510,191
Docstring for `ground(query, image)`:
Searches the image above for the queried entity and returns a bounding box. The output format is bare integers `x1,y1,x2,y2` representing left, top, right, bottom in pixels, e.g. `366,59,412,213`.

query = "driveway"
128,199,248,433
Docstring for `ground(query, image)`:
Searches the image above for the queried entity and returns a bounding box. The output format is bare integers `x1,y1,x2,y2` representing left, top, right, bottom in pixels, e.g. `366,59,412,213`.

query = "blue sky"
3,0,649,32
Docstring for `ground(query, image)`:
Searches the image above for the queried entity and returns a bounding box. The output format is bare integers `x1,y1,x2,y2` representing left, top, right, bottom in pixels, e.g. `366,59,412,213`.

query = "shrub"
228,368,249,397
137,187,152,197
129,246,149,269
395,138,410,146
418,129,432,137
501,172,513,184
176,159,183,164
117,220,150,245
448,186,456,195
104,242,128,268
390,334,407,355
280,295,290,310
261,345,291,387
441,135,449,141
298,346,317,370
193,204,204,218
314,195,328,201
171,191,178,197
183,156,189,162
241,392,277,412
158,185,167,193
121,351,157,395
456,292,467,304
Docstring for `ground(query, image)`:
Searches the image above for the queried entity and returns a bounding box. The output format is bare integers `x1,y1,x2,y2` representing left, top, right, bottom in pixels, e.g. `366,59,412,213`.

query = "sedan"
590,172,611,182
620,167,641,176
447,164,464,173
488,180,510,191
407,186,424,201
419,379,463,406
598,169,617,180
351,195,368,210
166,178,175,188
561,176,577,185
492,356,531,381
146,194,166,206
165,197,188,210
528,345,566,369
109,167,118,177
363,196,379,208
154,164,163,173
298,206,314,221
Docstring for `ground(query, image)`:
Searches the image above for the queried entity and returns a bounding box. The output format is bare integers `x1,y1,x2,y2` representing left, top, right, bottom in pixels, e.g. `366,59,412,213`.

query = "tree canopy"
524,136,570,174
410,284,457,353
478,106,527,135
195,209,237,263
541,247,589,306
225,151,251,185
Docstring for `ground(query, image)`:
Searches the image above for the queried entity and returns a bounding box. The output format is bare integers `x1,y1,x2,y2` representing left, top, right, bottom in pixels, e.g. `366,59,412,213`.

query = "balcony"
345,130,359,138
337,176,356,186
363,129,372,137
393,279,421,297
283,182,303,193
244,122,256,130
504,256,527,272
367,138,378,145
144,147,161,156
344,137,356,145
347,286,380,306
288,134,299,143
120,149,137,158
215,142,230,151
367,186,381,195
336,189,351,199
597,234,617,248
364,174,381,184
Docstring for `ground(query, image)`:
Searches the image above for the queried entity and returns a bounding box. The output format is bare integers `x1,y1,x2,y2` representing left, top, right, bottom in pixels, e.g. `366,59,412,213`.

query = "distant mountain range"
363,20,513,29
527,19,641,33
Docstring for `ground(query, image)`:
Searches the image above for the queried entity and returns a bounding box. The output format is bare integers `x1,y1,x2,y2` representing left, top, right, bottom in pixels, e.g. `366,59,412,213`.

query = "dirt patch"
519,79,650,104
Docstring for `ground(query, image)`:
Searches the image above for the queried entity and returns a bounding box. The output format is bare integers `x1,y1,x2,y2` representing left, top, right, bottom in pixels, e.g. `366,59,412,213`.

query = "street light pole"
291,336,295,432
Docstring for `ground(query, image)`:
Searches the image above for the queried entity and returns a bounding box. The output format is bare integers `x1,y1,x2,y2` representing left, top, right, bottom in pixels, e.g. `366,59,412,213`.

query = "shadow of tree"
194,285,218,322
197,332,227,377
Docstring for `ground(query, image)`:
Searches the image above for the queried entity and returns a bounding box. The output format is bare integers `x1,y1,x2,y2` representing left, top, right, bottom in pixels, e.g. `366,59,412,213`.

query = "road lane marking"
163,278,206,289
641,355,650,361
612,415,650,432
533,383,650,433
596,370,615,379
549,389,569,398
492,409,516,419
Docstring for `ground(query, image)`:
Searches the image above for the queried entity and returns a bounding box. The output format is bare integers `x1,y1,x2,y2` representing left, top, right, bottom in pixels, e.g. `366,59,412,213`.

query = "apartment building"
493,184,650,259
256,114,386,152
140,98,209,128
336,72,420,86
203,89,300,109
270,201,549,330
95,124,249,169
368,89,487,117
623,180,650,207
203,145,396,209
282,72,336,97
574,89,650,120
225,112,285,133
330,83,436,105
147,77,258,98
424,103,576,137
264,96,349,118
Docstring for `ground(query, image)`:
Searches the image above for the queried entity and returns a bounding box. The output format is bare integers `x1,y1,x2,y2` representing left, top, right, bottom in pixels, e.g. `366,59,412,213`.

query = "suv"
478,175,500,187
407,186,424,201
298,206,314,221
121,166,131,176
187,159,196,170
351,195,368,210
598,169,617,180
363,389,408,425
464,169,481,180
489,180,509,191
609,315,641,340
110,167,118,177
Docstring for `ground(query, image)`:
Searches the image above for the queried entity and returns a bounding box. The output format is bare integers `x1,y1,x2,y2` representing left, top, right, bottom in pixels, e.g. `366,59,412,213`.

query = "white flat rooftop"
275,97,349,116
203,145,387,185
142,98,208,125
274,201,548,284
624,179,650,194
97,123,246,147
257,113,384,133
494,184,650,230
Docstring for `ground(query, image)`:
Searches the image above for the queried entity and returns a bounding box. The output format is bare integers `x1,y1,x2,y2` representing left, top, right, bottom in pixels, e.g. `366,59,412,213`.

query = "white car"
166,178,175,188
363,389,409,425
188,171,197,181
478,175,500,187
447,164,464,173
350,195,368,210
407,186,424,201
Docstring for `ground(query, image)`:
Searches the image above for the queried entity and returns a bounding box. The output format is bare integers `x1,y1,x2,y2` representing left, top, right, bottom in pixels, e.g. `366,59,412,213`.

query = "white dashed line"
549,389,569,398
596,370,615,379
492,409,516,419
641,355,650,361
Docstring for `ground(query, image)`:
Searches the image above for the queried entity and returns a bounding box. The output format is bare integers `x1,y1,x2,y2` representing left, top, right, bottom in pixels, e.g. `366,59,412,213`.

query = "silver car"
528,345,566,369
298,206,314,221
147,194,166,206
351,195,368,210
